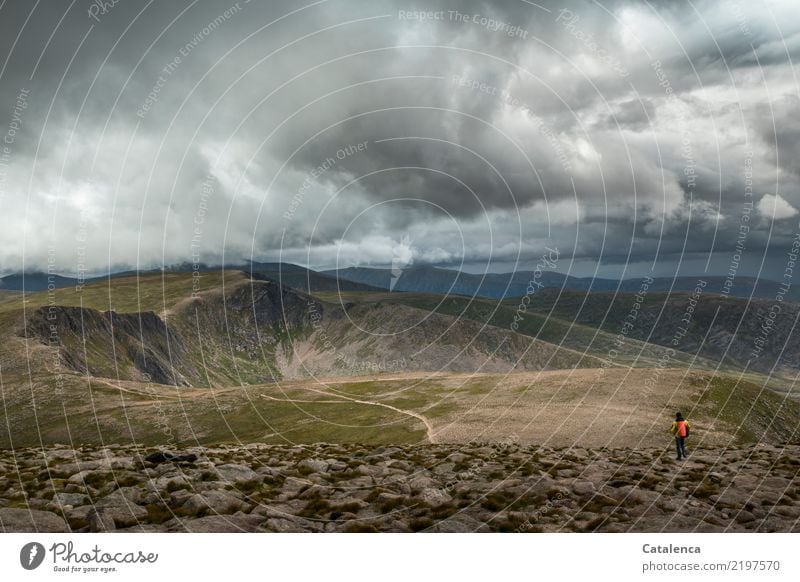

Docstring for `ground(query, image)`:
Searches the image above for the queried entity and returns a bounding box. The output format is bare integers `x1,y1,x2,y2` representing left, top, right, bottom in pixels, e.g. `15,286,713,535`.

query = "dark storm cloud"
1,0,798,279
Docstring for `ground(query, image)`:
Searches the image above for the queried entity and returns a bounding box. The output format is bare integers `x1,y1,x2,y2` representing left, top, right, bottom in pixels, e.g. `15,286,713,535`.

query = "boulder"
67,470,111,486
183,491,248,515
214,464,259,484
145,452,198,464
96,486,143,507
51,492,90,507
87,504,148,530
421,488,452,507
408,475,439,492
64,505,93,528
572,480,596,496
298,459,329,473
430,513,491,533
87,509,116,532
0,508,69,532
174,514,266,533
263,516,321,533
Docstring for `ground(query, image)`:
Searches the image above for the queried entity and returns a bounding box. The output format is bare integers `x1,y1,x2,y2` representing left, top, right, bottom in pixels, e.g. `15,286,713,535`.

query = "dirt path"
260,386,438,443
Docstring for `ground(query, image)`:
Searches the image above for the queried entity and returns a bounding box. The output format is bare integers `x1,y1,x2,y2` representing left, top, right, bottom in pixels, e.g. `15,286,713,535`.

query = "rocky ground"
0,443,798,533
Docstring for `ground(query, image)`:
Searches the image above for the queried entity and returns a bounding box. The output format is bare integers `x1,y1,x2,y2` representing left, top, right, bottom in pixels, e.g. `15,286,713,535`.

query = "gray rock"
0,508,69,532
67,470,110,485
87,509,116,532
298,484,329,500
169,514,266,533
431,514,490,533
735,510,757,524
388,460,412,472
281,477,309,497
183,491,248,515
355,464,386,478
214,464,259,484
432,462,455,476
51,492,89,507
96,486,143,507
408,475,439,492
88,504,148,530
421,488,452,507
263,516,322,533
572,480,596,495
299,459,329,473
154,475,190,491
446,453,468,464
65,505,93,528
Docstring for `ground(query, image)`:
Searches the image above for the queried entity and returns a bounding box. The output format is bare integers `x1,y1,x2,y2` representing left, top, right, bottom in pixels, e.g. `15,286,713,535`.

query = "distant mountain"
247,262,384,293
0,262,383,294
4,263,796,301
323,266,562,297
325,266,799,302
0,272,80,291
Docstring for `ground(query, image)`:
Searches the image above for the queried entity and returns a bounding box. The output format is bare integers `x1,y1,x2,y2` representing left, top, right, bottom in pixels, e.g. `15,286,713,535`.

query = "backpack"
677,420,688,438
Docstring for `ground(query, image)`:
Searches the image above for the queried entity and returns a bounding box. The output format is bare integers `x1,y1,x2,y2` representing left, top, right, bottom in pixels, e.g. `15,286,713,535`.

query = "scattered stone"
0,443,798,533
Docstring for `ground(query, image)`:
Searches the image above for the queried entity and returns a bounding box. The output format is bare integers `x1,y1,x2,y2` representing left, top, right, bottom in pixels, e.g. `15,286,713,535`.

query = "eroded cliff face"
17,279,323,387
22,305,193,386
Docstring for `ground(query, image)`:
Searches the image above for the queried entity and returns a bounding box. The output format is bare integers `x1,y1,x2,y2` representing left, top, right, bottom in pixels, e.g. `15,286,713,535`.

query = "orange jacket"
670,420,690,437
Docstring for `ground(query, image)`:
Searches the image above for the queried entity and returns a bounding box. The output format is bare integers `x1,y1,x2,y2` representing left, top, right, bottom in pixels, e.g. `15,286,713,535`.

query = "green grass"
694,375,800,444
0,270,245,315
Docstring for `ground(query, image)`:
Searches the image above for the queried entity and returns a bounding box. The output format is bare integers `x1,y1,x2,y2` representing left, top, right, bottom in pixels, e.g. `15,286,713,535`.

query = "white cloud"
757,193,798,220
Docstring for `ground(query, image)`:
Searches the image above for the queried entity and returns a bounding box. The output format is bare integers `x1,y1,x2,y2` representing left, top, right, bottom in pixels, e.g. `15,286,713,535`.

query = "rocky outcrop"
1,443,798,533
23,306,192,386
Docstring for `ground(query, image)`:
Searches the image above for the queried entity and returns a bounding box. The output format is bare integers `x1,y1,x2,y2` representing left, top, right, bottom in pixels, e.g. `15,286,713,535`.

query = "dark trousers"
675,437,687,459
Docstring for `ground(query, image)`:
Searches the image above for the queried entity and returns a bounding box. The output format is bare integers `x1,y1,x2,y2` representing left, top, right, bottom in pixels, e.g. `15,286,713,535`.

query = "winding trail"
260,386,438,444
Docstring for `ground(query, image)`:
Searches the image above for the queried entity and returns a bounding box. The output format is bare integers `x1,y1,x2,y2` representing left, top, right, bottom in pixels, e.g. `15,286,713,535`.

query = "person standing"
670,412,690,460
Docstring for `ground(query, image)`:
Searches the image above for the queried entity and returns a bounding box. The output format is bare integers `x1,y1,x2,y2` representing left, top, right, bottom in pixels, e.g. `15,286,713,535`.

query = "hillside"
317,291,711,370
7,271,600,388
508,288,800,380
1,271,797,451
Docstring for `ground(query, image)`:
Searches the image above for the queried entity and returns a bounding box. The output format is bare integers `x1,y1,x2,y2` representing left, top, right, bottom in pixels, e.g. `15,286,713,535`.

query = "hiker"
670,412,690,460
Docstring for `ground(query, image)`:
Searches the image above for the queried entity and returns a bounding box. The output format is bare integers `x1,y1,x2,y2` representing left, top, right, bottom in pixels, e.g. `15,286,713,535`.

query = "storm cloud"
1,0,798,280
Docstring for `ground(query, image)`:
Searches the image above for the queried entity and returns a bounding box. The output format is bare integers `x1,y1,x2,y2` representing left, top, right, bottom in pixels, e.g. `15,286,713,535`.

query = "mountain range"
2,262,797,302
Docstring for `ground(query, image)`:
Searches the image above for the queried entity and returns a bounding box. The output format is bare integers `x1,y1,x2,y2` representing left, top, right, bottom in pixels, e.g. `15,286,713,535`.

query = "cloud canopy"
1,0,799,280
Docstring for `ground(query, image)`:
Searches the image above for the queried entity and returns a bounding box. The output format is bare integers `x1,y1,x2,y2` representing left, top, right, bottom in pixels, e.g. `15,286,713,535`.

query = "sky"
0,0,799,281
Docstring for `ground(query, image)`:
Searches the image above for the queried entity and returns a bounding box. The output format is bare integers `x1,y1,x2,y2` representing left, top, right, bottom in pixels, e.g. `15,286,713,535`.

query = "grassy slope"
0,270,245,315
3,369,796,448
314,291,718,370
1,272,797,448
